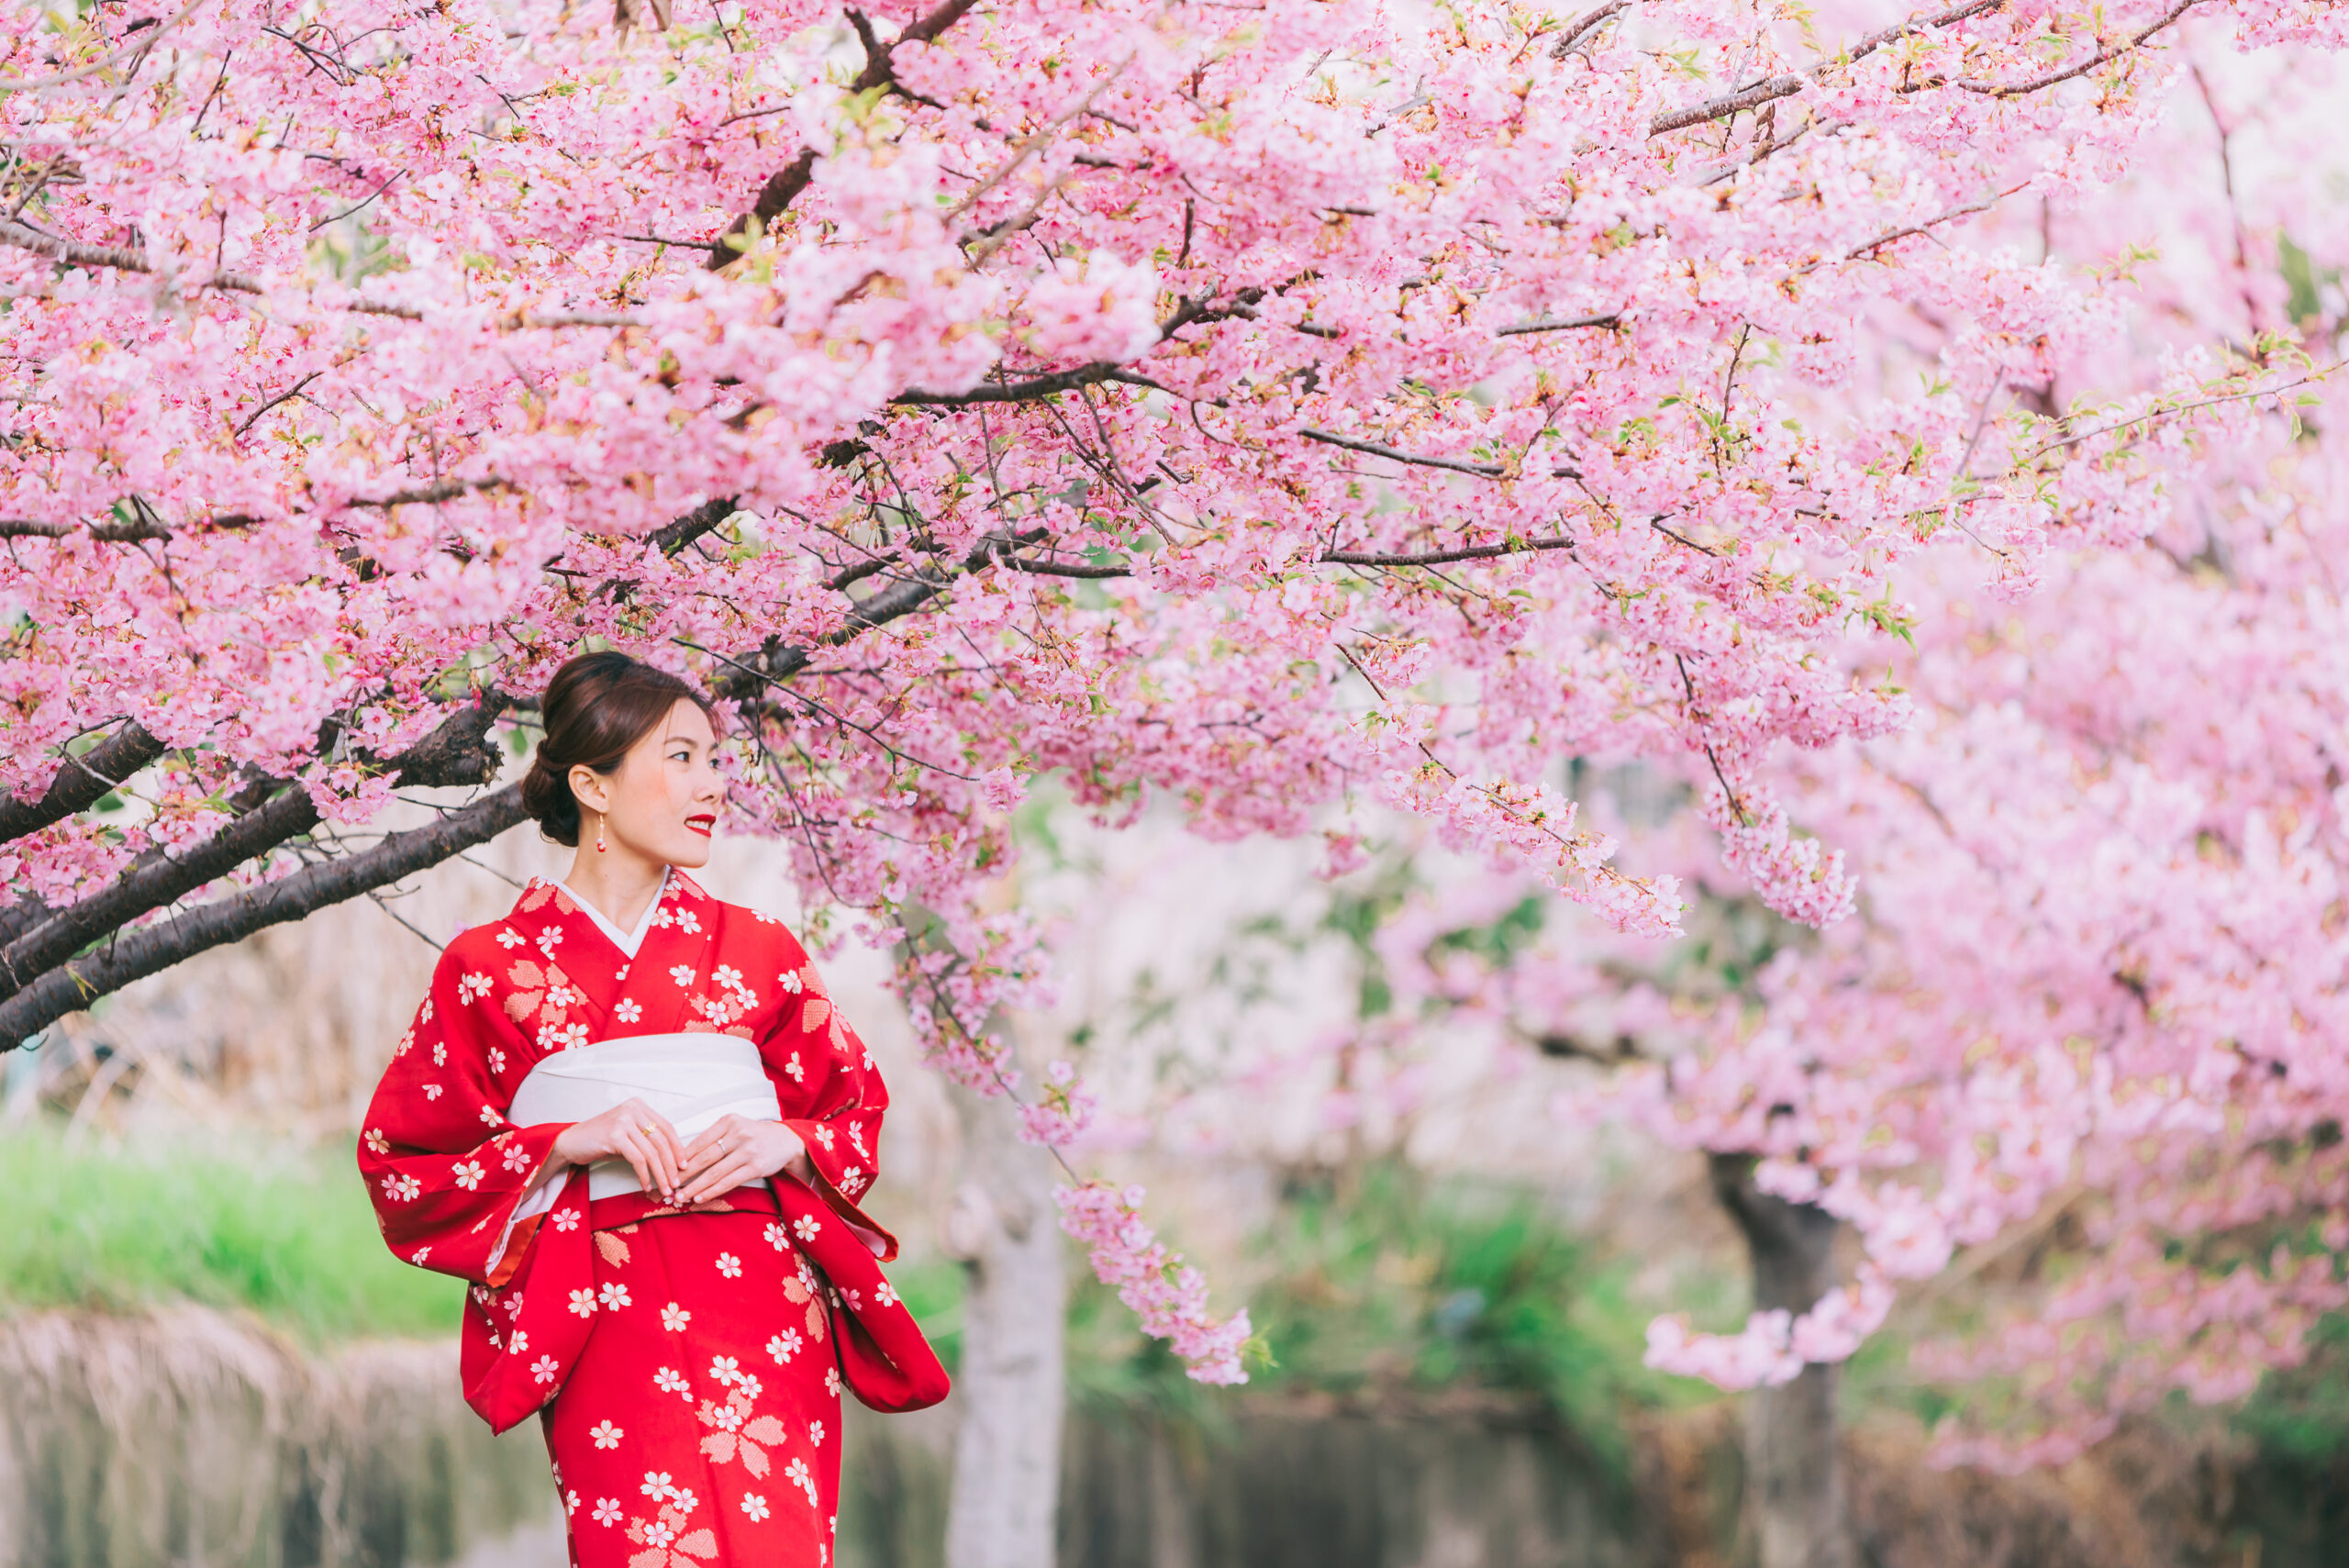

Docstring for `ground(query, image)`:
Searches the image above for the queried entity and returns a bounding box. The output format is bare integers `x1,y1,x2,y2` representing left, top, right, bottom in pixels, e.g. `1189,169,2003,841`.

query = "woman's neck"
560,848,667,933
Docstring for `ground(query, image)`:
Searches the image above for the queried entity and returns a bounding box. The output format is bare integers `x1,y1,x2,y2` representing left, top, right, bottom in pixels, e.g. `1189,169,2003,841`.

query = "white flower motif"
768,1329,802,1363
825,1366,842,1397
487,1047,507,1073
740,1494,770,1522
495,928,525,949
479,1105,504,1128
551,1208,581,1232
646,1523,675,1549
874,1282,899,1307
669,964,696,987
661,1302,691,1331
364,1128,390,1155
792,1214,821,1243
640,1472,673,1500
570,1289,597,1318
764,1221,789,1251
614,999,642,1024
708,1354,742,1385
736,1373,763,1402
593,1498,623,1527
532,1355,561,1385
808,1419,826,1447
841,1165,863,1192
421,1083,443,1100
752,909,778,924
616,964,629,981
777,971,802,994
510,1329,529,1354
536,928,563,957
783,1051,805,1083
785,1457,816,1504
395,1028,415,1057
384,1173,421,1203
411,1245,432,1264
714,964,745,992
675,909,701,934
653,1367,690,1397
504,1142,532,1173
599,1282,632,1310
546,984,576,1009
810,1124,835,1151
565,1488,579,1515
431,1041,448,1066
716,1252,742,1279
846,1123,869,1159
451,1159,484,1190
671,1487,699,1516
459,972,494,1004
420,997,435,1024
709,1403,743,1432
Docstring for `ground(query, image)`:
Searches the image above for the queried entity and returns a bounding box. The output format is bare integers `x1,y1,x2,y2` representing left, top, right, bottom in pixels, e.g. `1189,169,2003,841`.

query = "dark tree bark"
1709,1151,1856,1568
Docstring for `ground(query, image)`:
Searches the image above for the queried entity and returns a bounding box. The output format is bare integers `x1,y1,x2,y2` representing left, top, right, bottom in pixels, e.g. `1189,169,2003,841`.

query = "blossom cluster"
1055,1180,1253,1385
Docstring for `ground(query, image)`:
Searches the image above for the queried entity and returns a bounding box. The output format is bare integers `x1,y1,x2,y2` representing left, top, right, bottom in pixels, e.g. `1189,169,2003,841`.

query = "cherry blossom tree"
1296,31,2349,1562
1,0,2341,1467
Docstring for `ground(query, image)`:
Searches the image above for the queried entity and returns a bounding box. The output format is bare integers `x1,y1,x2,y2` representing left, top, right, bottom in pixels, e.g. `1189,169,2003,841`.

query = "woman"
360,651,946,1568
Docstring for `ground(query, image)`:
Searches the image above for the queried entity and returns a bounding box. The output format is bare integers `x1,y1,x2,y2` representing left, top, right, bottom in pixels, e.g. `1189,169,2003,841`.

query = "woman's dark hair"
520,652,717,847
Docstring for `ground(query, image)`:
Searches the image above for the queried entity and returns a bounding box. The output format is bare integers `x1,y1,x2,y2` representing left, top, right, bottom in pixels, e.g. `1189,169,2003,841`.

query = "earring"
595,812,608,853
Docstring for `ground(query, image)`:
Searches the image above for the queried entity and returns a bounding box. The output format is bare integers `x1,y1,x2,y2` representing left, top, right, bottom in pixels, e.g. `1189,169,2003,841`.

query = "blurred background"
6,775,2347,1568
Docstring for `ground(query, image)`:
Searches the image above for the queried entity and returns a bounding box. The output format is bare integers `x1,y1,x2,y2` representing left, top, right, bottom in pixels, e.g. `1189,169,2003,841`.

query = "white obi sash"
488,1033,781,1272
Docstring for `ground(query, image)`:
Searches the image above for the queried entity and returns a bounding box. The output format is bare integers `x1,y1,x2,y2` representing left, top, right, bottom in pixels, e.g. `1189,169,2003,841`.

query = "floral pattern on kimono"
361,871,941,1567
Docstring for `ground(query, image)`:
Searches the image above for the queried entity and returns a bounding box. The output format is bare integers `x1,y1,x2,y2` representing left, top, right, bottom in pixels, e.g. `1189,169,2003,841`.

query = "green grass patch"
0,1119,462,1340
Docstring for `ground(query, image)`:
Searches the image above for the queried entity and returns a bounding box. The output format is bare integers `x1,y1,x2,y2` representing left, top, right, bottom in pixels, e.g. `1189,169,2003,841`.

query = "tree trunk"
941,1084,1067,1568
1709,1151,1855,1568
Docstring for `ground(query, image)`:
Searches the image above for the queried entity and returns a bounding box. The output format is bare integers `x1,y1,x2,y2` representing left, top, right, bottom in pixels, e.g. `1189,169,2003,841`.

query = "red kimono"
360,871,946,1568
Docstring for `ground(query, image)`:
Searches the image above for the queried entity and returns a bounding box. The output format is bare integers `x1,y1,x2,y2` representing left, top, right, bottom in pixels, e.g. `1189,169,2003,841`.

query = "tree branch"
0,721,168,846
1496,312,1624,337
1954,0,2200,96
1648,0,2007,137
1298,426,1583,481
894,362,1163,406
0,698,508,1007
0,784,532,1047
1323,537,1579,567
704,0,985,269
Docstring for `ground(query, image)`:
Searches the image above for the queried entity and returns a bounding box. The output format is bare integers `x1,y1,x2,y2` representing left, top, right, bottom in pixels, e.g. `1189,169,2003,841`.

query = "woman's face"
568,698,727,869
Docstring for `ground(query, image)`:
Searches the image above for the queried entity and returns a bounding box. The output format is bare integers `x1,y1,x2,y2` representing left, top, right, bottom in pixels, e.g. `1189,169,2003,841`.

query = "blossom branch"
1648,0,2009,136
0,784,532,1048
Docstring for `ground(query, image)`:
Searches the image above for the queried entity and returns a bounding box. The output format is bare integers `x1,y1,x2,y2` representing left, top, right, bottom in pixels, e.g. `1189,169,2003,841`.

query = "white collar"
555,865,671,959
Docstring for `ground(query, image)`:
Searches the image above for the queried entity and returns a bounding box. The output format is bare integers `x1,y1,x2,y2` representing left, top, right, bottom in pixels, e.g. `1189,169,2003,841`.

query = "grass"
0,1119,464,1340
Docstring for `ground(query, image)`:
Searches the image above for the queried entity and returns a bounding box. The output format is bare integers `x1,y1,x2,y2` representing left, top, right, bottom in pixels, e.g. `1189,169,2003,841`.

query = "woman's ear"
568,763,613,816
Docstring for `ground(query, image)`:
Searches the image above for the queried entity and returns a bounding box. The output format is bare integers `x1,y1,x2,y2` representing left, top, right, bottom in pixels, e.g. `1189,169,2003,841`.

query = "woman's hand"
676,1115,812,1206
550,1098,689,1203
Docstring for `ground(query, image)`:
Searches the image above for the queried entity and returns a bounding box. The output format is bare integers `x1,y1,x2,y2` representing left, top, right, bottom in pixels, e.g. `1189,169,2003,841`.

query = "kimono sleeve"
358,937,570,1286
759,929,896,1258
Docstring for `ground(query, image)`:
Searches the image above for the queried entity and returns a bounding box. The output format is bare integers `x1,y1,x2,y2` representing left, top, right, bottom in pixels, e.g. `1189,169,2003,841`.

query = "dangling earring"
595,812,608,853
